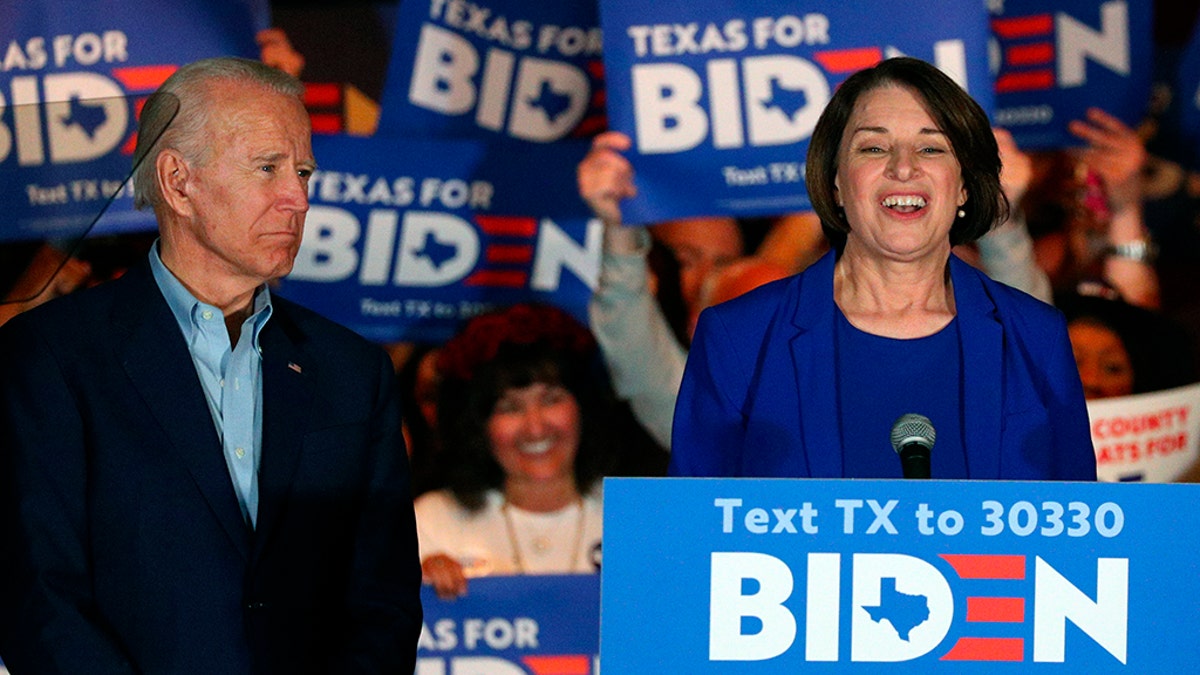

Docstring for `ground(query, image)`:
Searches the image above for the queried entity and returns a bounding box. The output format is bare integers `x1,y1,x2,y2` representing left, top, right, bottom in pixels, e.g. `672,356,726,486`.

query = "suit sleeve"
1043,314,1099,480
669,307,749,477
0,317,138,674
328,348,424,674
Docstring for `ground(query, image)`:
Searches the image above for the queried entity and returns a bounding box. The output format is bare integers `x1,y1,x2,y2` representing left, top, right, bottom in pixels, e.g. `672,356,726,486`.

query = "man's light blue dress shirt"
149,244,271,528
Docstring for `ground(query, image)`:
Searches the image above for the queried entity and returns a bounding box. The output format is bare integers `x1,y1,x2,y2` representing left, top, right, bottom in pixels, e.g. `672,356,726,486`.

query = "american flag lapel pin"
287,362,303,374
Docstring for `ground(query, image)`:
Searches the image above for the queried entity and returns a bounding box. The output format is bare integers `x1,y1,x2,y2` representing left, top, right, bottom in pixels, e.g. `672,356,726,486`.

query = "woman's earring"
957,208,966,219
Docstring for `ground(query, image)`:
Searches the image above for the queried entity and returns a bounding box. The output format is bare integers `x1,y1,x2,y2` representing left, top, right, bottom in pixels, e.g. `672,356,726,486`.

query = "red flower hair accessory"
437,303,596,382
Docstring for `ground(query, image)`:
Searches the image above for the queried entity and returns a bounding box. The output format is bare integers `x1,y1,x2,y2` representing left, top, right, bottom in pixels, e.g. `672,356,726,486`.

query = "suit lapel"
783,254,1004,478
252,307,314,562
950,256,1003,479
114,264,252,559
789,252,843,477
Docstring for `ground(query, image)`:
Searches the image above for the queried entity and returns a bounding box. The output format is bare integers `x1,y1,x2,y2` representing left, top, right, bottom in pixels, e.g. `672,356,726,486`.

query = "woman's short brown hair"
805,57,1007,249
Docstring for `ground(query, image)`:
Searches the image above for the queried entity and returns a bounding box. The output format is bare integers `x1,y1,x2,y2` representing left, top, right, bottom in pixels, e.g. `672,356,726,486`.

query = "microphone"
890,414,936,479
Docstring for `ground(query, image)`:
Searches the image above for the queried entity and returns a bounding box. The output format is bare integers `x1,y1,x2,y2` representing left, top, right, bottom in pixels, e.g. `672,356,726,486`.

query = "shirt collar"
148,241,274,349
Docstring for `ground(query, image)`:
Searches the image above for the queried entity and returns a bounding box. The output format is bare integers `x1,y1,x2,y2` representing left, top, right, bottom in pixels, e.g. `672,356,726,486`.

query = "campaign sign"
417,574,599,675
273,135,600,344
377,0,606,143
990,0,1152,149
0,0,262,243
599,0,992,224
1174,18,1200,167
602,477,1200,672
1088,382,1200,483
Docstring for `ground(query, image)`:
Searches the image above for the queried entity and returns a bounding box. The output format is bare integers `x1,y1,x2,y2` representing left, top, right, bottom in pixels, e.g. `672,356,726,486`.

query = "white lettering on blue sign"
0,73,129,167
708,552,1129,663
407,24,590,142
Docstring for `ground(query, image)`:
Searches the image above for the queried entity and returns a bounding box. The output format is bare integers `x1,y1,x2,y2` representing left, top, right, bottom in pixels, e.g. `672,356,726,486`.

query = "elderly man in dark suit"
0,57,422,674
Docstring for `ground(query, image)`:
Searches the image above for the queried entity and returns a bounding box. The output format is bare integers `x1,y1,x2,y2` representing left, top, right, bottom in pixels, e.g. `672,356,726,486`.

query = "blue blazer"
0,262,422,674
670,251,1096,480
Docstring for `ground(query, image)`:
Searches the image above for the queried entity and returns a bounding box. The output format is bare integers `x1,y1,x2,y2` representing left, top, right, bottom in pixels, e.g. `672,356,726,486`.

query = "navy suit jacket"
0,262,422,674
670,251,1097,480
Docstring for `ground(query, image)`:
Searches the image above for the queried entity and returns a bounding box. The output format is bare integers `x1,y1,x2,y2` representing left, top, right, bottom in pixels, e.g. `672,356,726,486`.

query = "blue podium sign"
418,575,599,674
601,477,1198,672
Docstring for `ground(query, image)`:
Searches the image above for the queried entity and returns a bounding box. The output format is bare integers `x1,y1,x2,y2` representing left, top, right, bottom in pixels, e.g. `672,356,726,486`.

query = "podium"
601,477,1200,673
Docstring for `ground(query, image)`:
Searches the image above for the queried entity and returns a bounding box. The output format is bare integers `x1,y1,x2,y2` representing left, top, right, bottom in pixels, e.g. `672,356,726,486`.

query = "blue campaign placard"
273,134,599,344
599,0,992,224
0,0,263,243
417,574,599,674
991,0,1153,149
1174,20,1200,167
601,477,1200,672
377,0,606,144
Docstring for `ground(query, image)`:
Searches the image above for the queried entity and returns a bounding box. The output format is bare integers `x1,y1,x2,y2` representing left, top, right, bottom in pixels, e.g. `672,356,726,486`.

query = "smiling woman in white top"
414,303,614,598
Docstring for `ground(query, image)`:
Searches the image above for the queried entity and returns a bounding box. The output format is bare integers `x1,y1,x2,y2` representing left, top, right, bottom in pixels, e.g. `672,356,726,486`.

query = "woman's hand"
578,131,637,226
994,127,1032,209
421,554,469,600
257,28,306,78
1068,107,1146,214
1069,109,1159,309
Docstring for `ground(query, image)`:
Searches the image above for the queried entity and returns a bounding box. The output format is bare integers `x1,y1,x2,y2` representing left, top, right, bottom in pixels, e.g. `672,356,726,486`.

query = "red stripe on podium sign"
966,596,1025,623
940,554,1026,579
941,637,1024,661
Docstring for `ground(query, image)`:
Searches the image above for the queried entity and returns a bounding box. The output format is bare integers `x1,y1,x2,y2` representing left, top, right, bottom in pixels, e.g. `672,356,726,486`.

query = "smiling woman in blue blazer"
670,58,1096,481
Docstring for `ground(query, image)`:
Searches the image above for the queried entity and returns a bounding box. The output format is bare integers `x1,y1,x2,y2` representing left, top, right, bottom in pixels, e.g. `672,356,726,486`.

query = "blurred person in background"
0,242,95,328
1058,291,1198,400
416,304,619,599
580,131,827,449
397,343,446,497
1024,108,1161,310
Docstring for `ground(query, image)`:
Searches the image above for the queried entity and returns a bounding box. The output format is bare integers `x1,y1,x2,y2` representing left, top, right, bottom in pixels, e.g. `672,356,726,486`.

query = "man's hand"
578,131,637,226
